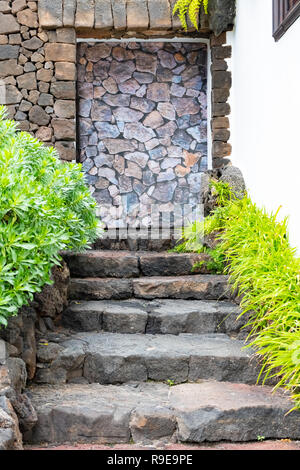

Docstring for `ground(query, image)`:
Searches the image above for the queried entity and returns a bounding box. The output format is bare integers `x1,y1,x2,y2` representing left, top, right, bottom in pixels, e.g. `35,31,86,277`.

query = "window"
273,0,300,41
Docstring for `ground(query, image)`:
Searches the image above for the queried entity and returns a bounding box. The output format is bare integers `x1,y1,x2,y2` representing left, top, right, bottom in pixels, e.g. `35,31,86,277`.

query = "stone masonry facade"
0,0,231,167
0,0,77,161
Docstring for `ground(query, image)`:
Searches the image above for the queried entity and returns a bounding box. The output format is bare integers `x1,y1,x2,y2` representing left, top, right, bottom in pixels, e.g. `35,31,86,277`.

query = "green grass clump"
0,107,102,327
174,179,300,409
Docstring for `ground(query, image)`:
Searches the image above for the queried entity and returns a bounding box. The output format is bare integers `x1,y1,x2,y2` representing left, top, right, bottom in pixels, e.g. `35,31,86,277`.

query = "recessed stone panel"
78,42,208,229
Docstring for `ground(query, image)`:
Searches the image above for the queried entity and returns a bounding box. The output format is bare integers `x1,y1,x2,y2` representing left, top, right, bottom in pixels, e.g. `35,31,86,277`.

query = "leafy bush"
174,179,300,409
0,107,102,327
173,0,209,30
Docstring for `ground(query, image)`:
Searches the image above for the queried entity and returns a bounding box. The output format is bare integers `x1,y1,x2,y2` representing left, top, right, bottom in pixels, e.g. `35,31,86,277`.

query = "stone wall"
78,41,208,228
0,0,77,161
0,0,232,168
0,262,70,449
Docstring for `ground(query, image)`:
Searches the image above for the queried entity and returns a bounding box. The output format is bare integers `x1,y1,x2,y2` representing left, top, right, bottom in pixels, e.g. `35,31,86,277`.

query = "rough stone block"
35,126,53,142
63,0,76,27
0,59,23,78
37,92,54,107
0,1,11,14
0,35,8,44
212,88,230,103
133,275,231,300
27,384,141,444
95,0,113,30
0,45,19,60
0,13,20,34
54,100,76,119
63,300,149,334
29,105,50,126
45,43,76,62
11,0,26,15
0,396,23,450
212,116,229,129
63,251,139,278
148,0,171,30
56,28,76,44
63,301,103,332
55,141,76,161
171,382,300,442
211,45,232,60
130,406,176,443
111,0,126,30
6,357,27,394
55,62,76,81
52,119,76,140
75,0,95,29
38,0,63,28
139,253,211,277
69,278,133,301
17,8,38,28
212,128,230,141
50,81,76,99
212,141,232,158
36,68,53,82
210,32,227,46
212,70,231,89
220,166,246,198
211,59,228,71
44,331,260,386
62,298,245,337
212,102,231,117
208,0,236,37
17,72,37,90
170,0,183,30
27,382,300,446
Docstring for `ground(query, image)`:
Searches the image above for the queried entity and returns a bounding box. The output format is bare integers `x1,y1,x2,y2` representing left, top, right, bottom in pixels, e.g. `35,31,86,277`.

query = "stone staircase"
25,250,300,446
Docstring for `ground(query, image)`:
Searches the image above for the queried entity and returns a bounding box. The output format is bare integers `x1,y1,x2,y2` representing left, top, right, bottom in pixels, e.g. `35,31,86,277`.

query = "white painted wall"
227,0,300,251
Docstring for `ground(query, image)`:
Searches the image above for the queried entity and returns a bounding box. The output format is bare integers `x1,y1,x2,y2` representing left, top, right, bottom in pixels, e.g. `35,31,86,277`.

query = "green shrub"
0,107,102,327
174,179,300,409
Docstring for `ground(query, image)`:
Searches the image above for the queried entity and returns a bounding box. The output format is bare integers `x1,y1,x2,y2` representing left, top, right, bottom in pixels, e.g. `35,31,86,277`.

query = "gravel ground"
25,440,300,451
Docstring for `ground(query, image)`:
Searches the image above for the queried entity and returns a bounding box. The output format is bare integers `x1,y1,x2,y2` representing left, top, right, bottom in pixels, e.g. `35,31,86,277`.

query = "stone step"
26,381,300,445
34,332,263,386
93,235,177,252
69,275,231,301
62,250,211,278
63,299,247,337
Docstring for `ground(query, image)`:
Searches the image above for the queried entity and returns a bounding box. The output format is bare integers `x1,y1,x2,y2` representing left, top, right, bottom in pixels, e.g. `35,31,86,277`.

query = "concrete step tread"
35,332,262,386
63,250,211,278
69,275,231,301
26,381,300,445
63,299,246,336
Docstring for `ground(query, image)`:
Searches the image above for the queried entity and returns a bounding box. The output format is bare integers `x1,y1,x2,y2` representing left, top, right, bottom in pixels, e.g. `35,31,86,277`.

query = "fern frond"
189,0,200,29
173,0,209,31
173,0,192,31
203,0,209,14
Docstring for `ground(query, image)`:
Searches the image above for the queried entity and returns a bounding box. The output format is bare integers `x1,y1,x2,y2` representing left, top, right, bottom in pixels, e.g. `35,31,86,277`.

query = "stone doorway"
77,41,208,231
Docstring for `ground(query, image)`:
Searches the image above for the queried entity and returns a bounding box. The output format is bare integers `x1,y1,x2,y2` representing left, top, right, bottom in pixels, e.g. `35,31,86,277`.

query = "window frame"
273,0,300,41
